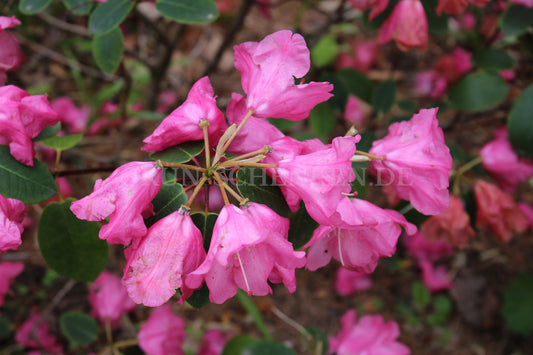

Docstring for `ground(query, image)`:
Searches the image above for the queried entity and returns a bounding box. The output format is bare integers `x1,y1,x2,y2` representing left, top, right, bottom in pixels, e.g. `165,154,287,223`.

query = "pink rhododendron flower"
138,304,185,355
335,267,372,296
0,16,23,84
403,232,454,262
518,202,533,230
0,194,25,252
70,161,162,245
500,69,516,81
50,97,91,133
0,16,21,29
329,310,410,355
276,136,358,224
343,95,369,126
187,202,306,304
89,271,136,326
511,0,533,7
378,0,428,52
15,311,62,354
436,0,469,15
305,197,416,273
142,77,226,152
336,38,380,73
413,70,448,99
122,210,206,307
420,196,475,249
369,108,452,215
0,85,59,166
480,127,533,193
226,93,284,155
474,180,528,242
197,329,230,355
234,30,333,120
434,47,472,85
348,0,390,20
419,260,453,292
156,90,177,114
0,261,23,306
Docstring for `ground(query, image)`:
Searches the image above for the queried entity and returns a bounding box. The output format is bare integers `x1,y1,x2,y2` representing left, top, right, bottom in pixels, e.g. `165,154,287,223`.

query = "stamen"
236,251,252,296
337,228,345,267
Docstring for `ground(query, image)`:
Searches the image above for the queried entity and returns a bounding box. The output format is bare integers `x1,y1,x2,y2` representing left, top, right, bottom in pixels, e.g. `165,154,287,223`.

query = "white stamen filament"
236,251,251,295
337,228,345,267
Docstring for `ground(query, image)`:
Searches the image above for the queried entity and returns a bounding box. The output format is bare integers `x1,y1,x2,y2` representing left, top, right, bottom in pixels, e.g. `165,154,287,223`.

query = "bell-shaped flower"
434,47,472,84
0,194,25,252
138,304,186,355
369,108,452,215
480,127,533,193
378,0,428,52
343,95,370,126
226,93,284,155
234,30,333,120
89,271,136,326
511,0,533,7
329,310,410,355
334,267,372,296
70,161,162,245
15,310,63,354
186,202,306,304
197,329,230,355
0,261,24,307
0,85,59,166
122,209,206,307
348,0,390,20
50,97,91,133
420,195,474,249
414,70,447,99
519,202,533,230
336,37,380,73
474,180,528,242
304,197,416,273
276,136,359,224
419,260,453,292
0,16,23,84
403,232,454,262
142,77,226,152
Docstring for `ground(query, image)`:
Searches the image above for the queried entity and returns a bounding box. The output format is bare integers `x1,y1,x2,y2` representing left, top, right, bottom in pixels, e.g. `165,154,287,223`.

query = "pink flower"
518,202,533,230
369,108,452,215
234,30,333,120
413,71,448,99
186,202,306,304
334,267,372,296
138,304,185,355
480,127,533,193
89,271,137,326
419,260,453,292
197,329,230,355
329,310,410,355
304,197,416,273
511,0,533,7
0,16,23,84
0,194,25,252
336,38,380,73
122,210,206,307
436,0,469,15
70,161,162,245
50,97,91,133
142,77,226,152
348,0,390,20
403,232,454,262
434,47,472,85
0,16,21,30
0,261,24,306
343,95,369,126
420,196,475,249
378,0,428,52
15,311,62,354
474,180,528,242
0,85,59,166
276,136,358,224
156,90,177,114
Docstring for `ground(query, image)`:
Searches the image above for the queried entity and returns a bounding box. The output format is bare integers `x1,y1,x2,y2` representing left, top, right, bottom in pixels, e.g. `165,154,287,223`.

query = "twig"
37,12,91,37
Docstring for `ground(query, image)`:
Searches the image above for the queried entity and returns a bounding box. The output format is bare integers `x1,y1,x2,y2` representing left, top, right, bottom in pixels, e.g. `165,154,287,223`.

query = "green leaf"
336,68,373,104
236,167,291,218
289,202,318,250
309,102,337,138
19,0,53,14
149,141,205,164
38,199,108,282
222,335,258,355
351,161,368,200
508,84,533,158
0,316,11,341
88,0,134,34
304,326,328,355
59,311,99,346
502,272,533,336
321,72,348,112
236,290,272,340
155,0,219,24
372,80,396,115
93,27,124,74
398,100,417,113
145,181,188,227
40,134,83,151
421,0,448,35
62,0,93,15
311,35,339,68
186,283,210,309
473,49,514,73
412,281,431,310
268,118,296,132
427,295,452,326
501,5,533,37
0,145,57,203
191,212,218,252
448,72,508,112
242,340,296,355
33,123,61,142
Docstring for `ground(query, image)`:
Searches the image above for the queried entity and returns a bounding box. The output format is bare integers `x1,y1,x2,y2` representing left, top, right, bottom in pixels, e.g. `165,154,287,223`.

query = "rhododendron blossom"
70,161,162,245
15,311,62,354
419,260,453,292
0,261,24,307
0,193,26,252
50,97,91,133
234,30,333,120
138,304,185,355
89,271,136,326
348,0,390,20
335,267,373,296
329,310,410,355
403,232,454,262
378,0,428,52
197,329,230,355
336,38,380,73
369,108,452,215
0,16,23,84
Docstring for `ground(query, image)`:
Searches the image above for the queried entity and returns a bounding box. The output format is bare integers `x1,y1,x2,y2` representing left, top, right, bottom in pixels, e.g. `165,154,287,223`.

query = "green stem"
236,290,272,340
185,176,208,209
218,162,277,169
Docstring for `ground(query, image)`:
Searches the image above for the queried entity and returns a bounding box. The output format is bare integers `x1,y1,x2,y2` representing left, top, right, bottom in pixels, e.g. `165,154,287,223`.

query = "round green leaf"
501,5,533,37
149,140,205,164
309,102,337,138
62,0,93,15
33,123,61,142
88,0,134,35
38,199,108,282
222,335,258,355
242,340,296,355
508,84,533,158
19,0,53,14
155,0,219,24
448,72,508,112
336,68,373,104
412,281,431,310
311,35,339,68
372,80,396,115
0,145,57,204
93,27,124,74
473,49,514,73
59,311,99,346
145,181,188,227
40,134,83,151
502,273,533,336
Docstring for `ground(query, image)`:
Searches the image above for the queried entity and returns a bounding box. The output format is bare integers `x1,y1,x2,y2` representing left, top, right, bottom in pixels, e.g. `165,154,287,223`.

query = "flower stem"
158,161,208,173
185,176,208,208
214,108,255,164
351,151,385,161
212,171,230,205
201,120,211,169
220,179,247,204
453,156,483,179
226,145,271,162
218,161,277,169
